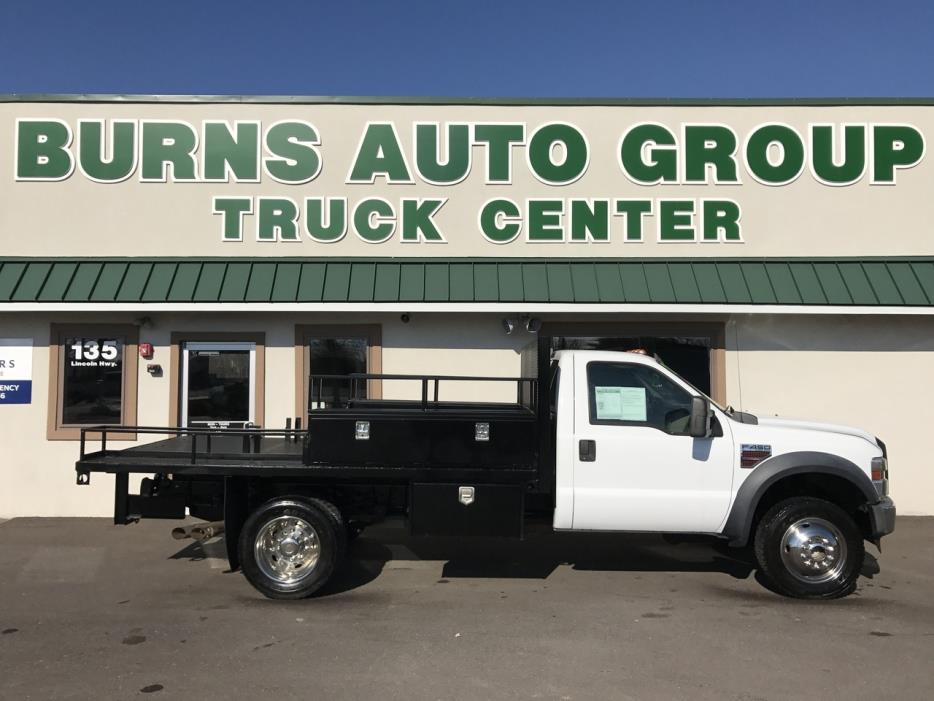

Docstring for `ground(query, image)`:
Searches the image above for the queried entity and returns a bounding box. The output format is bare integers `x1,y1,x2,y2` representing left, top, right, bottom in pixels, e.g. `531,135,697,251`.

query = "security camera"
400,313,411,323
525,317,542,333
502,318,516,334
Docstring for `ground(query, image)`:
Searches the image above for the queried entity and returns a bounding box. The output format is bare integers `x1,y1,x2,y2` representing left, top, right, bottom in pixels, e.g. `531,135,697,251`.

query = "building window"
295,325,381,416
48,325,138,440
168,333,265,429
308,337,368,407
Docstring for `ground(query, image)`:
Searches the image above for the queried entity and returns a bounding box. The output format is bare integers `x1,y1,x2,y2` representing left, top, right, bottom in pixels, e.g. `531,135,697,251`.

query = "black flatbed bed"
78,431,536,482
75,371,545,489
74,367,551,550
118,434,302,457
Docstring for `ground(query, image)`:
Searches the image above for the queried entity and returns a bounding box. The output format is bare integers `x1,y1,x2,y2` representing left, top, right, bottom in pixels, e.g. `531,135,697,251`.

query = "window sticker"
595,386,647,421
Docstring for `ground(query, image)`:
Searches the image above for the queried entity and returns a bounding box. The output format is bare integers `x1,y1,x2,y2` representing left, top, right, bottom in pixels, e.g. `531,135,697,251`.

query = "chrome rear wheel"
254,516,321,584
239,497,346,599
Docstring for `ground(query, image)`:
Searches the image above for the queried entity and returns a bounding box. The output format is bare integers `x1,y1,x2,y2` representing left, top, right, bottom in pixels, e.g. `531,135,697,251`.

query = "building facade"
1,96,932,517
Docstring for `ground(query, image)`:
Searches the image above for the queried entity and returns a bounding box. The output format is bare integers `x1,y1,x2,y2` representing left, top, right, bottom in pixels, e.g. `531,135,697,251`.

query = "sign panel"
2,100,933,258
0,338,33,405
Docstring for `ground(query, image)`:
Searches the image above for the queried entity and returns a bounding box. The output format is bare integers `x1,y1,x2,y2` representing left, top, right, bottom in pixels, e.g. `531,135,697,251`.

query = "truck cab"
552,349,895,598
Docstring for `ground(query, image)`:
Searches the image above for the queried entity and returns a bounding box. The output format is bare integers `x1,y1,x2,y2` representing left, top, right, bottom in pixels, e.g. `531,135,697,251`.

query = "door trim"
168,332,265,427
180,341,257,428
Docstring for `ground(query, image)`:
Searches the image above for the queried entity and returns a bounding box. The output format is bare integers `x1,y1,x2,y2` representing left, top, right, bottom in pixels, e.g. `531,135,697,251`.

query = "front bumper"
868,496,896,540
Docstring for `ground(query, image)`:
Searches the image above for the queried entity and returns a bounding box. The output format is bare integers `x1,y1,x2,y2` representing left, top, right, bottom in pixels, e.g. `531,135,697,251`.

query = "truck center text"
15,119,926,245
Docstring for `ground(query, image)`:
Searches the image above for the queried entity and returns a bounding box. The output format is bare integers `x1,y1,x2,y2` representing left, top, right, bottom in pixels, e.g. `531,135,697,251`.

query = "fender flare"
722,451,877,546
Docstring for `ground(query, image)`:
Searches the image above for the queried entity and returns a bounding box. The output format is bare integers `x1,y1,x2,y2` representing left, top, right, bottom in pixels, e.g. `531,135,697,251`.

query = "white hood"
756,416,878,446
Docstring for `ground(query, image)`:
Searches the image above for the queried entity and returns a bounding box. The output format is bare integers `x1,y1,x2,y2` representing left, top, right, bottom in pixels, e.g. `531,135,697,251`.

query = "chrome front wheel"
779,517,847,584
754,497,864,599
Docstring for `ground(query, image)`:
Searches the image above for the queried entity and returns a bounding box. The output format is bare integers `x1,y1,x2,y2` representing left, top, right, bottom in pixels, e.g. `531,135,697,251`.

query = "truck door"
571,359,734,533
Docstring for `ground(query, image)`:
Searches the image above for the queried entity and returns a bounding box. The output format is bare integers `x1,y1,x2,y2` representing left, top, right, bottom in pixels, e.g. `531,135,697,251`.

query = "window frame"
586,360,695,434
294,324,382,420
47,323,138,441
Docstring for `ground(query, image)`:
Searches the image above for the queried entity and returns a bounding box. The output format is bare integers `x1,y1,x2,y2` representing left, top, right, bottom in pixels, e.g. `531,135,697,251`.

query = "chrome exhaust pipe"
172,522,224,541
171,525,195,540
190,522,225,541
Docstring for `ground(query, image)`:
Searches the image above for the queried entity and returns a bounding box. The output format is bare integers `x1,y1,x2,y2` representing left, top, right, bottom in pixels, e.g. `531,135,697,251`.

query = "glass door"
181,342,256,428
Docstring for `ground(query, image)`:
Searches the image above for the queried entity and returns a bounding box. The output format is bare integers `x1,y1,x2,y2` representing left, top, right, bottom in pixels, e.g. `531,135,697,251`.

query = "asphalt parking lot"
1,516,932,701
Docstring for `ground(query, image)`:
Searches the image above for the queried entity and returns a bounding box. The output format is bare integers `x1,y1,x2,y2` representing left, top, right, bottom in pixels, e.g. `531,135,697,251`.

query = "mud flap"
223,477,249,571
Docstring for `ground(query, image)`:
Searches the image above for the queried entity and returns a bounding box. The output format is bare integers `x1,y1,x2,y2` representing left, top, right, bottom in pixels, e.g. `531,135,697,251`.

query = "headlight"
871,456,888,498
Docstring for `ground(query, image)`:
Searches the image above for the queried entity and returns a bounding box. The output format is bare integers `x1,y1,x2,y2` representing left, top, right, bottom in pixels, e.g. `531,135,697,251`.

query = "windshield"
656,358,729,413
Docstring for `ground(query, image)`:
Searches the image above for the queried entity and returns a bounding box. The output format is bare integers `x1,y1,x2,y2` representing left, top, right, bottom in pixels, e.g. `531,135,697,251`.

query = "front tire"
754,497,864,599
239,497,346,599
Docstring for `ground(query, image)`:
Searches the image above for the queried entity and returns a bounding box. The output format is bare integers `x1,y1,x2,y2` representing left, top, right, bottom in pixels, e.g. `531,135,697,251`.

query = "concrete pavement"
1,516,932,700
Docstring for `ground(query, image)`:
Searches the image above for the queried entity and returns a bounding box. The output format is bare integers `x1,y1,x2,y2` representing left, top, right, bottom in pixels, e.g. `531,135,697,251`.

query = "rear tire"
239,497,346,599
754,497,863,599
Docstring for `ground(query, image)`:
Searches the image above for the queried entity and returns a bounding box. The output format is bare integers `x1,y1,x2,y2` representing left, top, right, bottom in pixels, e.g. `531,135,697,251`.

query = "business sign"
3,100,933,258
0,338,33,405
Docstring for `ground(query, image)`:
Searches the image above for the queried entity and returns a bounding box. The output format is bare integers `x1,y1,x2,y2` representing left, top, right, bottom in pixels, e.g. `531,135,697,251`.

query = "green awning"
1,258,932,306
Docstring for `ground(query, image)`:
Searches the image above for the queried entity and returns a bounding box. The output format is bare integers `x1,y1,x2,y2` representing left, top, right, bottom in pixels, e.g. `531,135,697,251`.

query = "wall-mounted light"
502,316,541,334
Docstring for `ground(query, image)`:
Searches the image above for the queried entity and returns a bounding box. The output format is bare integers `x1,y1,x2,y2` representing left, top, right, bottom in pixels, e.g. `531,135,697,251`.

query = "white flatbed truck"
76,348,895,600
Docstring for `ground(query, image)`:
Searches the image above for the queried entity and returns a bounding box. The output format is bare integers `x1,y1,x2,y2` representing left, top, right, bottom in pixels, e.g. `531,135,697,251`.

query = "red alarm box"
139,343,154,359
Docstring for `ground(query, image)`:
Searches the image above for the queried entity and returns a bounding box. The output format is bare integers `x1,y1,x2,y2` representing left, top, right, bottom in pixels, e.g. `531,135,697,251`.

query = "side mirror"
688,396,713,438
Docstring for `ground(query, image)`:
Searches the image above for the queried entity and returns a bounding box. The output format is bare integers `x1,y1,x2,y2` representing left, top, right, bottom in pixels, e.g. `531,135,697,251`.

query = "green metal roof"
1,258,933,306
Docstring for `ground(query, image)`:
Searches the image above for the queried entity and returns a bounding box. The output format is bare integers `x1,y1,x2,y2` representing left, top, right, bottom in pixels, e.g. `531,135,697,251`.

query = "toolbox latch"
458,486,475,506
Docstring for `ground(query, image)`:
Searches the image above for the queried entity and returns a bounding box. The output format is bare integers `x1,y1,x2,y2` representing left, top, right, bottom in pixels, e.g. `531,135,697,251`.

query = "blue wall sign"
0,339,33,406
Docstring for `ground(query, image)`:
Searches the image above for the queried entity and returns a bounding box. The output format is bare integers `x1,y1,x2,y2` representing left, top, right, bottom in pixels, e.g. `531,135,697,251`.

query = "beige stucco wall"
726,313,934,515
2,100,933,258
0,310,931,517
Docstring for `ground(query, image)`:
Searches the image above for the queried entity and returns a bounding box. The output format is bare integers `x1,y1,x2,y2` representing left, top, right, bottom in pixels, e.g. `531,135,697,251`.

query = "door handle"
579,439,596,462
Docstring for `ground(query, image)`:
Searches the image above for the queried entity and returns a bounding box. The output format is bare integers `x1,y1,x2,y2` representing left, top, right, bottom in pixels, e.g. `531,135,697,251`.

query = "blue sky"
1,0,932,97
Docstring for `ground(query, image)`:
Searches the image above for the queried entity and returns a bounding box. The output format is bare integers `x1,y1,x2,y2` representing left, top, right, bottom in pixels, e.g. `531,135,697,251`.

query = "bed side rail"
309,373,539,413
77,424,306,464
